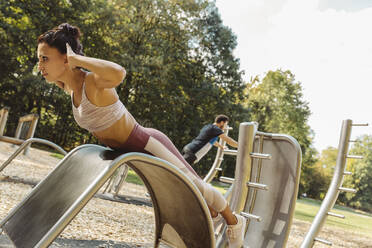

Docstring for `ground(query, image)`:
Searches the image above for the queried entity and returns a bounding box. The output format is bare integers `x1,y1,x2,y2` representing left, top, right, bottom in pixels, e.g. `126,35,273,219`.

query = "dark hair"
215,114,229,123
37,23,84,55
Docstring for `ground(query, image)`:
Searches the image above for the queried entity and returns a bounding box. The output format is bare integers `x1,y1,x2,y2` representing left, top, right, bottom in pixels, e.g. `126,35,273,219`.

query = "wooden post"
0,107,10,136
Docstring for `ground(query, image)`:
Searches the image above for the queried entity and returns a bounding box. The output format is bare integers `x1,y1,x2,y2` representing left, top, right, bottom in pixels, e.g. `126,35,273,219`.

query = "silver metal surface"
314,237,332,246
246,182,268,190
223,149,237,156
0,145,215,248
346,155,363,159
339,187,357,193
229,122,257,213
215,122,302,248
301,120,353,248
240,212,262,222
250,152,272,160
219,176,234,184
351,123,368,126
0,138,67,173
242,132,302,248
327,212,345,219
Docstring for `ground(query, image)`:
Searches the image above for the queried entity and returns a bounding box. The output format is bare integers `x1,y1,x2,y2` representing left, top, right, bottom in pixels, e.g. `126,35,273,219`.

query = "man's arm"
218,133,238,148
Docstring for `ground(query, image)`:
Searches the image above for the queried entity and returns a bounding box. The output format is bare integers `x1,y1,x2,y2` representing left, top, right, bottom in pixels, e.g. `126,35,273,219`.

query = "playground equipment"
301,120,368,247
0,122,302,247
203,126,234,183
0,145,215,248
0,107,39,155
0,107,67,174
0,138,67,173
214,123,302,247
101,125,233,202
0,119,367,247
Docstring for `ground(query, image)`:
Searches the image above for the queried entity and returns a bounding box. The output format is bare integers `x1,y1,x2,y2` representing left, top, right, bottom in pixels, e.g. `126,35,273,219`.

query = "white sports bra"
72,82,127,132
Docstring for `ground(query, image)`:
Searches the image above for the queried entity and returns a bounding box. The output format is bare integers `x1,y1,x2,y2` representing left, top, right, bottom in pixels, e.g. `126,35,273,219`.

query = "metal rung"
240,212,262,222
223,149,237,156
347,155,363,159
327,212,345,218
256,131,273,138
339,187,357,193
352,123,368,126
349,140,359,143
219,176,234,184
250,152,272,160
314,237,332,245
343,171,352,175
246,182,268,190
215,168,222,171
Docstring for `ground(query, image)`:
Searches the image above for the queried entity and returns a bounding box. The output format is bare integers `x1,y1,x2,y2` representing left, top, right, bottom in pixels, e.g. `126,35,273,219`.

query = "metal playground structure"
0,119,367,247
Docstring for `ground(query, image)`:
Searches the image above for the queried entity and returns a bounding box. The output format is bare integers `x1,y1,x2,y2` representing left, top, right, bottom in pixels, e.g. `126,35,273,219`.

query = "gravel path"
0,141,370,247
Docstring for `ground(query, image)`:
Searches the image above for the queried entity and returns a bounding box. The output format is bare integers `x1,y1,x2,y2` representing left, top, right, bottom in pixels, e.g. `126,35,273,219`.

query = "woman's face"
37,42,67,82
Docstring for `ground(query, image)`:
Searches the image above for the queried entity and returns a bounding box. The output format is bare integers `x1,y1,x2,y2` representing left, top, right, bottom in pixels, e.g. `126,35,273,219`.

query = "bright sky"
215,0,372,152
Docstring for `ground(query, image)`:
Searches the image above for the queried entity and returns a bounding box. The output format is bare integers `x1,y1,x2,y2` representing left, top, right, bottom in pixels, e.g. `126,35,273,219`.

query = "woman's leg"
142,127,238,225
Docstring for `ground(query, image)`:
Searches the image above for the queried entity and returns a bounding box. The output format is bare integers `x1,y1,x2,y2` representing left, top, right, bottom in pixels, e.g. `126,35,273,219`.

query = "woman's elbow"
117,66,126,83
113,67,126,87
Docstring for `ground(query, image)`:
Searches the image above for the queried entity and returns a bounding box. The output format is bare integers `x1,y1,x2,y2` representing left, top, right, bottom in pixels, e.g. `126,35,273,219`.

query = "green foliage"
341,135,372,212
245,70,317,196
0,0,247,158
309,147,337,199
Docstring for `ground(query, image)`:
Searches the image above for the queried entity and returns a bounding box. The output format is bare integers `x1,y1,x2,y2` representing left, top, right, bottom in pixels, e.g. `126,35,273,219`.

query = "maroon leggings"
118,123,199,178
115,123,227,212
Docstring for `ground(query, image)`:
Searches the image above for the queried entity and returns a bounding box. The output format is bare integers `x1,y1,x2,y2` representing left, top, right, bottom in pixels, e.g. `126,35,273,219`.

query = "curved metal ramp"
0,144,214,248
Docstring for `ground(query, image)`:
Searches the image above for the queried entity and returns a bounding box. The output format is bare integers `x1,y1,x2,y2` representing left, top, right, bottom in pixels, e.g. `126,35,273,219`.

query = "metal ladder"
215,122,272,248
301,119,368,247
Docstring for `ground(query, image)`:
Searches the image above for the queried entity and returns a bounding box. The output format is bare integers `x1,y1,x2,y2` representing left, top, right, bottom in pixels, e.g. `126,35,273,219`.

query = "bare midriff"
92,113,137,150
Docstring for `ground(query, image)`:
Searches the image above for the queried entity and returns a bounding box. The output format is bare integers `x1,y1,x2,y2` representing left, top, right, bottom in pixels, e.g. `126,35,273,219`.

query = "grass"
50,153,64,159
294,197,372,236
125,169,145,185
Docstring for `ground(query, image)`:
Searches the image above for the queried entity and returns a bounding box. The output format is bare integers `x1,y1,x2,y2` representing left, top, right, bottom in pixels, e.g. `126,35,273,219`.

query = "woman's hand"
66,43,78,70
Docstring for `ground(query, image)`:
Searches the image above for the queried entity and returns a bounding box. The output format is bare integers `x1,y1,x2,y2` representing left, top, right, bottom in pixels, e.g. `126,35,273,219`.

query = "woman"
37,23,246,247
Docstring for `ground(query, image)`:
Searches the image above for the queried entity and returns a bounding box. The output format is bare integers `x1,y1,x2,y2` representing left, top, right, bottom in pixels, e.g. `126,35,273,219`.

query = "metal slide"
0,144,214,248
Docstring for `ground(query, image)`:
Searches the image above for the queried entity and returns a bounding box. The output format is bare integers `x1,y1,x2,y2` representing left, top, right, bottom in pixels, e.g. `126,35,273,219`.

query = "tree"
342,135,372,211
0,0,248,159
245,69,317,195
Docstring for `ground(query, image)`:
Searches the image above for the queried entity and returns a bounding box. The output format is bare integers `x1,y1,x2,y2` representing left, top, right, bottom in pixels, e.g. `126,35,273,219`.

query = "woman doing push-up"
37,23,246,248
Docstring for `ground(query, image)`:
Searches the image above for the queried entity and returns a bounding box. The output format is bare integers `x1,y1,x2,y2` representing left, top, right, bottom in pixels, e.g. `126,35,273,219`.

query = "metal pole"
301,120,352,248
229,122,257,212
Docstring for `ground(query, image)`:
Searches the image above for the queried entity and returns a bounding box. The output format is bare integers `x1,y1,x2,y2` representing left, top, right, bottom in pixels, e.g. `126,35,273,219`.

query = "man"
182,114,238,166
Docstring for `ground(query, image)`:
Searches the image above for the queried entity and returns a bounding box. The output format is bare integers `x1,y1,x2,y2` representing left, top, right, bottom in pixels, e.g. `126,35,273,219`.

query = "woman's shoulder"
84,71,119,104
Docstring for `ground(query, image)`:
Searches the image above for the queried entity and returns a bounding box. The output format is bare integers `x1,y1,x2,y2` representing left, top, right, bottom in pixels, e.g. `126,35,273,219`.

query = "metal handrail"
0,137,67,172
203,126,232,183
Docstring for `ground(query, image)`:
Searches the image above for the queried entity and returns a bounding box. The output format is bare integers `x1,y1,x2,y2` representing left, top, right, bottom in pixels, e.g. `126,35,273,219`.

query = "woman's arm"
66,44,126,89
